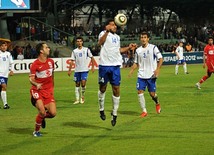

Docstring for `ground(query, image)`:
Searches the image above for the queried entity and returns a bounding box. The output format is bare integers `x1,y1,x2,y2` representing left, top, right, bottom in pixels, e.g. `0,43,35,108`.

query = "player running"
129,31,163,117
29,43,56,137
196,36,214,89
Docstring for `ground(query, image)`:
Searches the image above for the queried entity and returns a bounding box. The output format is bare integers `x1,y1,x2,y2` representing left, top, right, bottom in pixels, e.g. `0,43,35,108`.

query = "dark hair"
35,43,45,55
208,36,213,40
0,41,7,46
140,31,150,38
75,36,84,41
105,19,114,26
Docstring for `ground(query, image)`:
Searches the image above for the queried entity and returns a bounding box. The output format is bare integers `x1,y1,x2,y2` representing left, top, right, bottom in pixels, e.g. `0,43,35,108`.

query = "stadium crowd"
8,20,214,61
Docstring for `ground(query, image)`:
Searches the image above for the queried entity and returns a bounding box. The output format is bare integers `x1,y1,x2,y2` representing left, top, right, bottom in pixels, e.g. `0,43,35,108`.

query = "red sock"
199,76,208,84
35,114,44,131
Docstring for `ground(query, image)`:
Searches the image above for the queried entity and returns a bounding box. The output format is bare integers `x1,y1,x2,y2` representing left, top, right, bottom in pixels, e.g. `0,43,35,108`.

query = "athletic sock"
81,86,86,98
112,95,120,116
175,65,179,74
98,91,105,111
138,93,147,112
183,63,187,73
75,87,80,101
1,91,7,106
199,76,208,84
35,114,44,131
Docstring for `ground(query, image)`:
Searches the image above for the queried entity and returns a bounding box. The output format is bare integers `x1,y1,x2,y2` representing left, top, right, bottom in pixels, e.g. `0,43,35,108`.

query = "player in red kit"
29,43,56,137
196,37,214,89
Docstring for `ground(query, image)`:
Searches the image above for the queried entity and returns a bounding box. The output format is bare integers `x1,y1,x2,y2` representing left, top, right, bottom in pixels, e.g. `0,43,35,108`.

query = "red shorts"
30,88,55,106
207,62,214,72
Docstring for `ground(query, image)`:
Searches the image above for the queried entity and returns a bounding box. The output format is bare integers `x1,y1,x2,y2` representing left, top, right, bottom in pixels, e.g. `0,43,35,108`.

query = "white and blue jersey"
134,44,162,92
175,46,186,64
98,31,122,66
0,50,13,83
71,47,93,72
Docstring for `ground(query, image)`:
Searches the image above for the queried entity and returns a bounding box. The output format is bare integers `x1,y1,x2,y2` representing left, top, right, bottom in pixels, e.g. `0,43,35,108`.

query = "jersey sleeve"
87,48,93,58
98,31,105,40
204,45,208,56
71,51,75,60
154,46,163,59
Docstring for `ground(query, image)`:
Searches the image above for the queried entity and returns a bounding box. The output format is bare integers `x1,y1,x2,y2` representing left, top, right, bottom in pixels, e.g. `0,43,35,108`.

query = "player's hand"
105,25,111,32
68,70,72,76
9,71,14,76
36,83,42,90
91,67,95,73
203,63,206,69
129,43,137,50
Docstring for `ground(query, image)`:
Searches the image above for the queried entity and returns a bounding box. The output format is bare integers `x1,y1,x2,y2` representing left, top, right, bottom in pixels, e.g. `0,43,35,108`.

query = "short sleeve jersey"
175,46,184,60
204,44,214,64
30,58,54,90
0,51,14,78
71,47,93,72
98,31,122,66
134,44,162,79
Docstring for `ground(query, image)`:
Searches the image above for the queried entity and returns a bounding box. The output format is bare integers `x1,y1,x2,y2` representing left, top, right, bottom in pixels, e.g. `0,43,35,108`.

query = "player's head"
105,19,117,33
0,41,8,52
208,36,213,45
36,43,50,57
75,36,84,48
140,31,150,47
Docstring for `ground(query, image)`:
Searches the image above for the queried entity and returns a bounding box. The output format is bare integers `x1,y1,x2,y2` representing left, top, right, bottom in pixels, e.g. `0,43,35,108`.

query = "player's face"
109,21,117,33
76,39,83,48
208,39,213,45
0,43,7,52
140,34,149,47
41,44,50,56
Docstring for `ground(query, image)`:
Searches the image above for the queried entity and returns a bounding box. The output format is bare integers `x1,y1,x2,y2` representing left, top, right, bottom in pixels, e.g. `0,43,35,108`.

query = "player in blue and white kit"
0,41,14,109
175,41,189,75
68,36,95,104
129,32,163,117
98,19,136,126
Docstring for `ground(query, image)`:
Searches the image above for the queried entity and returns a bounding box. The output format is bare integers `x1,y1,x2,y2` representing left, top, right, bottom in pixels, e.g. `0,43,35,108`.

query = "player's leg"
182,61,188,74
175,60,180,75
44,102,57,118
148,79,161,114
137,78,147,117
0,78,9,109
196,70,212,89
98,66,108,120
110,66,121,126
73,72,81,104
33,99,46,137
80,72,88,104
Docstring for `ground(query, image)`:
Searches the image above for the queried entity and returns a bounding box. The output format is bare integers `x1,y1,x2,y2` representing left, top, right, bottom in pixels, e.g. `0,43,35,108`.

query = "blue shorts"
0,77,8,85
137,78,156,92
177,59,186,64
98,65,121,86
74,72,88,82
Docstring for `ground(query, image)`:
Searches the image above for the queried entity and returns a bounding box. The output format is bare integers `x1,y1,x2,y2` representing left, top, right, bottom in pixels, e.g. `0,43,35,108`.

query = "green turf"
0,64,214,155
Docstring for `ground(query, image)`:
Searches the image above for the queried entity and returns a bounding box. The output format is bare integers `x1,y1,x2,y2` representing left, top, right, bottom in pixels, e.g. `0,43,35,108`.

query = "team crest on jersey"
208,50,214,54
48,61,53,69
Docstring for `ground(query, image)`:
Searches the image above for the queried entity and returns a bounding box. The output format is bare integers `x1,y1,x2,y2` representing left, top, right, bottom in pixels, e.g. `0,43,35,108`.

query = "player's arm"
90,57,95,73
128,63,138,78
203,47,207,68
29,75,42,90
154,57,163,77
120,43,137,53
174,49,180,59
68,59,75,76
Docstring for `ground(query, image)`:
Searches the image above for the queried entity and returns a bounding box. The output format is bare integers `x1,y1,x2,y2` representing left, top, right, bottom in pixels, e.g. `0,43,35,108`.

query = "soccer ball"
114,13,127,26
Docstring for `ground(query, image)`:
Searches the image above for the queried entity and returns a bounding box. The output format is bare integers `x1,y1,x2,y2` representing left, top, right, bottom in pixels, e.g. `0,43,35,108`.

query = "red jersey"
204,44,214,71
30,58,54,90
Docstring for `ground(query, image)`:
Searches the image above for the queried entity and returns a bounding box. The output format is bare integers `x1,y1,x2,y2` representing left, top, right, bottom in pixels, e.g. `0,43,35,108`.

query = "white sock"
1,91,7,106
112,95,120,116
175,65,179,74
183,63,187,73
75,87,80,101
98,91,105,111
138,93,147,112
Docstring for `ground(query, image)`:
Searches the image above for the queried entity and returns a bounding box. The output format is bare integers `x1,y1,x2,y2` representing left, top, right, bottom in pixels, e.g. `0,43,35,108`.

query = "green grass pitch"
0,64,214,155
